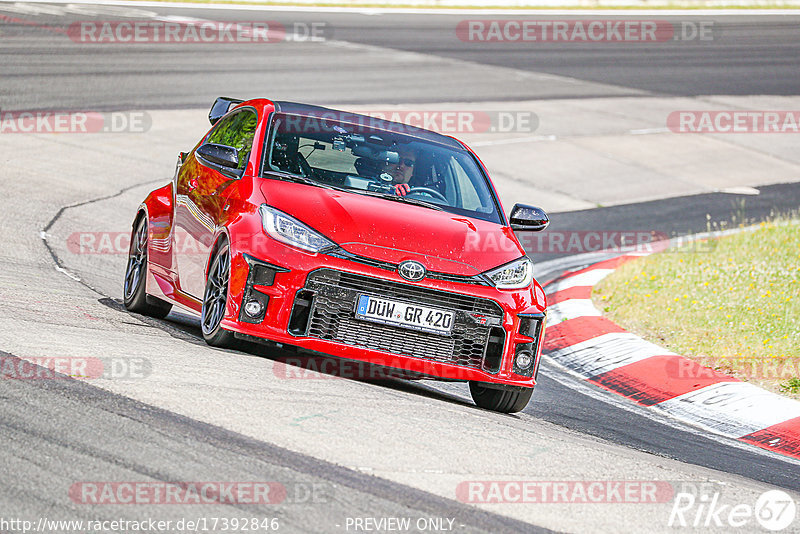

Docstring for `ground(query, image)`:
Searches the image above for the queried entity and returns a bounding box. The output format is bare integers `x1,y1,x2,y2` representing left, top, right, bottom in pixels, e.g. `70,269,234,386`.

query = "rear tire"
201,241,239,348
469,382,533,413
123,216,172,319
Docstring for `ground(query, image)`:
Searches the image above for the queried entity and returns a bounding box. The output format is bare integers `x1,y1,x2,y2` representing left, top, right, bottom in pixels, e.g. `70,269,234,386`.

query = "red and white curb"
542,254,800,461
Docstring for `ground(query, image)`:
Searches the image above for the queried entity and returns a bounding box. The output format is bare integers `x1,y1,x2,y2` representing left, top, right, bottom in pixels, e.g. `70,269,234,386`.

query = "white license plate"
355,295,454,335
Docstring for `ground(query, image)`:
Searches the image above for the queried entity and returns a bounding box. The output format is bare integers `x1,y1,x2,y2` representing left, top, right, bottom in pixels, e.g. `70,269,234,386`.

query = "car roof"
272,100,464,149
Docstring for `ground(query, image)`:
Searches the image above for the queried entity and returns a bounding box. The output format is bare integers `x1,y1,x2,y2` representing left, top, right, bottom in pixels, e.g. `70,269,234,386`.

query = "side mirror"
197,143,240,170
510,204,550,232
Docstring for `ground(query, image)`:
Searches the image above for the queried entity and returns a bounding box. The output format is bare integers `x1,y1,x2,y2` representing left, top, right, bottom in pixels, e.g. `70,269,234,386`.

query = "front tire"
469,382,533,413
123,216,172,319
201,242,238,348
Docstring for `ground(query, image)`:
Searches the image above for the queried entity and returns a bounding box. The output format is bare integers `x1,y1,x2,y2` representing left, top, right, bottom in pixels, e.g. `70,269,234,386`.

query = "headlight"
259,205,336,253
484,257,533,289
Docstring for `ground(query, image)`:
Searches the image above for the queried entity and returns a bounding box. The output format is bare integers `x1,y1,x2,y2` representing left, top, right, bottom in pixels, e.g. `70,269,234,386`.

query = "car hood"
259,180,524,276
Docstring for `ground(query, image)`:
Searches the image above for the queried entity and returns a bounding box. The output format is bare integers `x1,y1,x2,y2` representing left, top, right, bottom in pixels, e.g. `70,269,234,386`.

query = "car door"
174,108,257,298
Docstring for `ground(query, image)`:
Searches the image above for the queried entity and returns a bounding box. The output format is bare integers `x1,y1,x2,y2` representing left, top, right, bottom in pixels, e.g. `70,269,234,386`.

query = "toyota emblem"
398,260,426,282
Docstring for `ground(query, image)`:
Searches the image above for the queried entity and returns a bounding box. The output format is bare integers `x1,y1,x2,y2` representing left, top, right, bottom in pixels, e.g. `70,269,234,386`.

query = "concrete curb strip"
541,251,800,461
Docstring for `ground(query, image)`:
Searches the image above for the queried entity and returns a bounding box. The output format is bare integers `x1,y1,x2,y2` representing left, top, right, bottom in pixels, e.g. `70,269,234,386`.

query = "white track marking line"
629,127,670,135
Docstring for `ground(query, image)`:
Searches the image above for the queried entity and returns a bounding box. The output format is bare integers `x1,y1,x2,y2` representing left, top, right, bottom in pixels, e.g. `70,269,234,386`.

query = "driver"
382,149,417,196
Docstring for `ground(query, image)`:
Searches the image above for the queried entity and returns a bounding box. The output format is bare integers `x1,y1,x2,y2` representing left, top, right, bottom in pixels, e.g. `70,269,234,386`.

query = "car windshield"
262,112,502,223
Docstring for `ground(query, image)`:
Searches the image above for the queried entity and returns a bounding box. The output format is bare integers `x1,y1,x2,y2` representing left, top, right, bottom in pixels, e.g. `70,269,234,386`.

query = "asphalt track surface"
2,8,800,110
0,349,546,533
2,4,800,532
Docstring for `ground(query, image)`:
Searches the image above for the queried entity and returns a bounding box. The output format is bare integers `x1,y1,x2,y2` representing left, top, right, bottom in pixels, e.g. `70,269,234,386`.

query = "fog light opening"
244,300,264,318
515,351,533,370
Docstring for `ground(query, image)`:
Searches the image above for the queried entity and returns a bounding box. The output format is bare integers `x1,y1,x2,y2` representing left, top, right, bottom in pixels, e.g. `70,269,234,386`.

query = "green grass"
782,378,800,395
592,219,800,399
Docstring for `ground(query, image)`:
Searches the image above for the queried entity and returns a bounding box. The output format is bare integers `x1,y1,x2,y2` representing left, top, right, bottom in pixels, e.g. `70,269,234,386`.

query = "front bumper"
220,241,546,387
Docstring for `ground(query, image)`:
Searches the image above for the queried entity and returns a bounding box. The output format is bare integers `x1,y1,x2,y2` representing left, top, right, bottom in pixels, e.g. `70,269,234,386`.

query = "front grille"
295,269,505,371
325,248,489,286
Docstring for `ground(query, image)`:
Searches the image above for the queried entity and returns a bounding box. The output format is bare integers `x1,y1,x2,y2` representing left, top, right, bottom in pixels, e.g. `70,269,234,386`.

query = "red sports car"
124,97,549,413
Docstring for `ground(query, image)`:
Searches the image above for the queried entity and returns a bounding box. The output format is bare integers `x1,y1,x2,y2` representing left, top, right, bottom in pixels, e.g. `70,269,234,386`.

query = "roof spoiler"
209,97,244,125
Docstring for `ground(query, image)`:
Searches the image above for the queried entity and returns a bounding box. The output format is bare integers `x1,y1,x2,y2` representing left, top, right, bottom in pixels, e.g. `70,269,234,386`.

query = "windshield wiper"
266,171,337,190
359,190,444,211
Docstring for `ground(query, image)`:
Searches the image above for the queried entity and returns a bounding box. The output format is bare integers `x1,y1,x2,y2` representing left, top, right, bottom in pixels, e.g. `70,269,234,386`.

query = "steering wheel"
407,187,447,203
